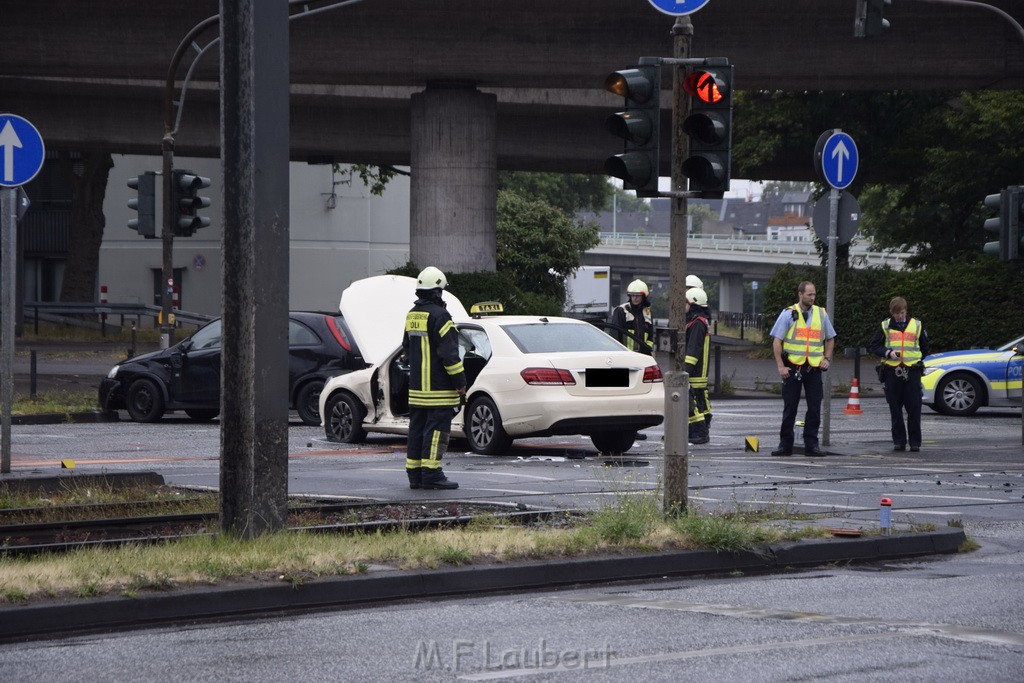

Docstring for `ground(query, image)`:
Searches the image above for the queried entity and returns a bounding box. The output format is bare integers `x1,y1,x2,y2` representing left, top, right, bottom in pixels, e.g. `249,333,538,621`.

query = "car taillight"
325,316,352,351
643,365,663,383
521,367,576,386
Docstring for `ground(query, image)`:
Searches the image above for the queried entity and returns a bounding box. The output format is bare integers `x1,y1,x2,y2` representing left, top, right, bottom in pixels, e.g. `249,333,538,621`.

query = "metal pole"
664,15,692,515
823,184,839,447
30,350,37,399
1,188,16,473
160,143,175,350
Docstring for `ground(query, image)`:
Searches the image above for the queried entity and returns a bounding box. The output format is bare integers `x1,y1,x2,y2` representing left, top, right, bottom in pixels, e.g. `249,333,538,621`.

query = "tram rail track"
0,500,582,558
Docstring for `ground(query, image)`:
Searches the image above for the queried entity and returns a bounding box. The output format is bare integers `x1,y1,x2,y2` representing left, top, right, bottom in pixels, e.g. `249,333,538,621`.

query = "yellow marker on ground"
60,459,76,469
744,437,759,452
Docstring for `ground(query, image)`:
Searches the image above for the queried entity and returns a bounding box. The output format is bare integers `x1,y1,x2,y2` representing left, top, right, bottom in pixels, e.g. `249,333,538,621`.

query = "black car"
99,312,362,425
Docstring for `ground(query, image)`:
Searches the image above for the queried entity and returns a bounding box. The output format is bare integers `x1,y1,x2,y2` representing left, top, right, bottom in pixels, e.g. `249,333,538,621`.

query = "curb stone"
0,528,965,642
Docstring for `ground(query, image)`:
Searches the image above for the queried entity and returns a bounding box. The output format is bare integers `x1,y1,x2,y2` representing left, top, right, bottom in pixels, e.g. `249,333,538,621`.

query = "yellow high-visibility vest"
882,318,922,366
782,304,825,367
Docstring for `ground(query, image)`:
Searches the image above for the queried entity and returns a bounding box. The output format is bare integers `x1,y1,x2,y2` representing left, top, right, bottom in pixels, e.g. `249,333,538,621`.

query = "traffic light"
983,186,1023,262
127,172,157,238
172,169,212,237
603,63,661,198
682,65,732,199
855,0,891,38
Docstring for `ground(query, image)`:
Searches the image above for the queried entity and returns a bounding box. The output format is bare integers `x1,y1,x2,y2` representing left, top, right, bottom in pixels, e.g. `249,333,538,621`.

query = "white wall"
100,155,411,316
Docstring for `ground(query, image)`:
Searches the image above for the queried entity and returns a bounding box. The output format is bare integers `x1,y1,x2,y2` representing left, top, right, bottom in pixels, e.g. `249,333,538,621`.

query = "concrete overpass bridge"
583,232,911,313
3,0,1021,274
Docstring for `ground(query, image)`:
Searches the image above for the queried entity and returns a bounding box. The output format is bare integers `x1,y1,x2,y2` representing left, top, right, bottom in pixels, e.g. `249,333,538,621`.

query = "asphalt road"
2,391,1023,680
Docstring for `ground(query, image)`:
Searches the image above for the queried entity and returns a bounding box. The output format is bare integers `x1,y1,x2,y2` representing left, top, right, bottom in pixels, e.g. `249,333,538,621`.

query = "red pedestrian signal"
681,65,733,198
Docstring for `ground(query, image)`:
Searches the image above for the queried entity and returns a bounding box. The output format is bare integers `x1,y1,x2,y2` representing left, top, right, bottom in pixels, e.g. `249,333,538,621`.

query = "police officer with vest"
684,287,712,444
403,267,466,490
611,279,654,355
769,281,837,457
870,296,929,452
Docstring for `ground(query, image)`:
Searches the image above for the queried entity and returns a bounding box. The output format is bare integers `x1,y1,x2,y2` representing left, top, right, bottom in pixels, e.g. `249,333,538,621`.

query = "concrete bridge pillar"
718,272,745,314
410,83,497,273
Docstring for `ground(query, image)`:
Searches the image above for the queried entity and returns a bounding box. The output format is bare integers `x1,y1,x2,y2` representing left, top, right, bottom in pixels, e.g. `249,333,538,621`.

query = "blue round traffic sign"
647,0,712,17
0,114,46,188
818,131,858,190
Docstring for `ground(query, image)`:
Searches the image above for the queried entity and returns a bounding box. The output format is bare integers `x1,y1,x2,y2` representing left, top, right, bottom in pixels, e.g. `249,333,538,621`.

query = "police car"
921,334,1024,415
318,275,664,454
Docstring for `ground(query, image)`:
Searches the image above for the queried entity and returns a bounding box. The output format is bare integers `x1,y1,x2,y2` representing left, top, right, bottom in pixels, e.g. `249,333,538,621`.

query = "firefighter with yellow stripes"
684,287,712,444
403,267,467,490
611,279,654,355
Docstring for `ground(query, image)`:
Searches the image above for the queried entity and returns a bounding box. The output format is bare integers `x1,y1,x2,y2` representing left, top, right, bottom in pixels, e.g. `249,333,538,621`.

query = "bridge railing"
595,233,912,268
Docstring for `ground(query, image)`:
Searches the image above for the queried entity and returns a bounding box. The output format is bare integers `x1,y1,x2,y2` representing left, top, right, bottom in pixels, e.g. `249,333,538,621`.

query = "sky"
658,177,763,200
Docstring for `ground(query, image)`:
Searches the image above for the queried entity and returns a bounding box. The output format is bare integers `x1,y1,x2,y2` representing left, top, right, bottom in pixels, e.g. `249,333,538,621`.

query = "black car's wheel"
935,372,984,416
296,380,325,426
590,430,637,454
324,392,367,443
185,409,219,422
126,378,165,423
467,396,513,455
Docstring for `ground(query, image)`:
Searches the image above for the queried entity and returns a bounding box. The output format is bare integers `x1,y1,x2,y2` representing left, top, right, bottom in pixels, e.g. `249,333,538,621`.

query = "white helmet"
626,279,649,296
685,287,708,307
685,274,704,289
416,266,448,290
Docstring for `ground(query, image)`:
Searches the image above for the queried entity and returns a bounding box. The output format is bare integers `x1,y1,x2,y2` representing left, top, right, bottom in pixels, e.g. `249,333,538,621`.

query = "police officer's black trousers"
883,368,922,448
779,365,823,450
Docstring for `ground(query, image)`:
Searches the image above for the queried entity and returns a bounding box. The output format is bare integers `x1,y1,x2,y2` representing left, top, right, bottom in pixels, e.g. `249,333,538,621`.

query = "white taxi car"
921,334,1024,415
319,275,664,454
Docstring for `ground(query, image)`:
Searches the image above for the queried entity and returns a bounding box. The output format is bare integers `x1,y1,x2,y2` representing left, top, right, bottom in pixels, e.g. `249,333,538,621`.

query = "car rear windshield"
501,322,624,354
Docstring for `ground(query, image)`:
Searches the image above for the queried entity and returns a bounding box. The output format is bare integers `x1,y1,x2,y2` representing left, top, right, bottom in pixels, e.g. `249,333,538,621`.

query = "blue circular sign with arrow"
647,0,712,17
0,114,46,188
817,131,858,190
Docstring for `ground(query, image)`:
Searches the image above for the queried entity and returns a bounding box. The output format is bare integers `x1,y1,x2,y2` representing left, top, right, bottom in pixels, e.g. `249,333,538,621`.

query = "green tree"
760,181,812,204
734,90,1024,265
687,204,717,236
496,189,600,303
611,185,650,214
498,171,611,215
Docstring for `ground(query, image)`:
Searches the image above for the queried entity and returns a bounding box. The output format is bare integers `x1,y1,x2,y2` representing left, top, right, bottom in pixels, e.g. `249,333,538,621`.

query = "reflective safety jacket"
684,309,710,388
403,294,467,408
782,304,826,367
881,317,923,366
611,301,653,355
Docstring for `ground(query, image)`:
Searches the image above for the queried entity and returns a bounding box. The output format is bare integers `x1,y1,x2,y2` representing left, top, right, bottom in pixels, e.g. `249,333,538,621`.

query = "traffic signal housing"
603,63,661,197
682,65,733,199
127,172,157,238
983,186,1023,262
172,169,212,237
855,0,891,38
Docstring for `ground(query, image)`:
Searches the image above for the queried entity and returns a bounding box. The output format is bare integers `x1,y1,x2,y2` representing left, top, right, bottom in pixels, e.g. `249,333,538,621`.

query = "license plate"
585,368,628,387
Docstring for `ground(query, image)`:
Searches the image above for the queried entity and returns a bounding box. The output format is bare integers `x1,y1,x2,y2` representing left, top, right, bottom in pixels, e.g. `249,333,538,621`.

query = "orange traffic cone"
844,377,864,414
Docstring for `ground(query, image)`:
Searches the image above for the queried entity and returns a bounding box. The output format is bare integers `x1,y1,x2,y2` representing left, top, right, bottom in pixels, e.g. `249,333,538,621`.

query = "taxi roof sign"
470,301,504,317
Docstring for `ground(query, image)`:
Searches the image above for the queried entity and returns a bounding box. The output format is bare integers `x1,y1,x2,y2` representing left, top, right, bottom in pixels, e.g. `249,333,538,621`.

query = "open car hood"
339,274,469,366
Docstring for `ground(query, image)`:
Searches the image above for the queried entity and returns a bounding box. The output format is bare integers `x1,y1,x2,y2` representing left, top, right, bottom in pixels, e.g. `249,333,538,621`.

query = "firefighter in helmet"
611,279,654,355
402,266,467,490
684,287,712,444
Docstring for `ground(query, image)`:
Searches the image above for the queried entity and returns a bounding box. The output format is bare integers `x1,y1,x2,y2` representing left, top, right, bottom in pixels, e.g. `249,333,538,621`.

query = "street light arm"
911,0,1024,47
163,0,369,145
